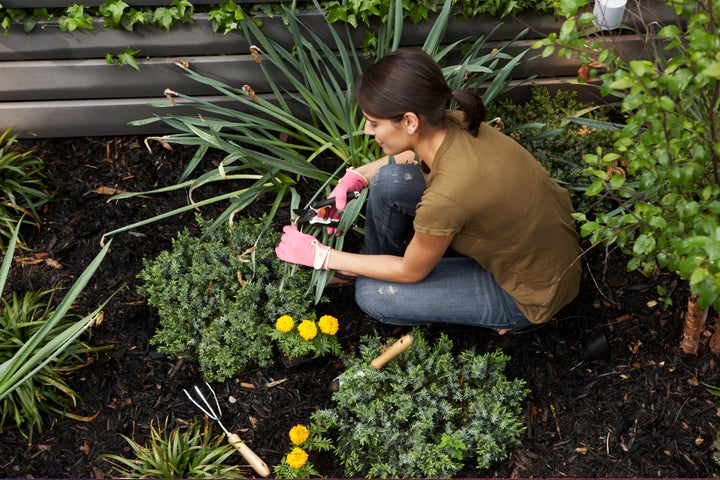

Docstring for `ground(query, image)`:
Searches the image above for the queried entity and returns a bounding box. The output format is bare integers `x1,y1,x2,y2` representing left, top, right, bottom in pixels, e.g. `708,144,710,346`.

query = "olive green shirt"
414,112,581,324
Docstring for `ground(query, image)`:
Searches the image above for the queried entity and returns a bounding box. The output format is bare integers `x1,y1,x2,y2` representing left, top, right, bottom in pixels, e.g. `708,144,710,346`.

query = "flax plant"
100,419,245,478
109,0,528,236
110,0,529,300
0,127,52,252
0,219,112,441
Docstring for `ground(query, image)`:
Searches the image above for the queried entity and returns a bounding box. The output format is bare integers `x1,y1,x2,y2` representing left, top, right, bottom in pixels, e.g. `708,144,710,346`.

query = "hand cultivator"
184,382,271,478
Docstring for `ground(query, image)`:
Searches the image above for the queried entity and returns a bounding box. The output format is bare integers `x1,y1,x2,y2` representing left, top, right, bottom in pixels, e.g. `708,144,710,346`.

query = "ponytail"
451,89,486,136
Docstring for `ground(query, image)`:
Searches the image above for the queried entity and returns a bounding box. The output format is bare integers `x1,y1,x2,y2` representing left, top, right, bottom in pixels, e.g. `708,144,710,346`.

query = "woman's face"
362,112,414,155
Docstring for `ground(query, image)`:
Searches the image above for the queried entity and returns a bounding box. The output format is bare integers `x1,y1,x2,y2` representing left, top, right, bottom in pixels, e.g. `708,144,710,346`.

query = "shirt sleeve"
413,187,468,237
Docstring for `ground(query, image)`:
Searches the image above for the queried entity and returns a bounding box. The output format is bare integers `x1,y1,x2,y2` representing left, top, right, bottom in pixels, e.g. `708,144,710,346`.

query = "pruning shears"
293,192,360,227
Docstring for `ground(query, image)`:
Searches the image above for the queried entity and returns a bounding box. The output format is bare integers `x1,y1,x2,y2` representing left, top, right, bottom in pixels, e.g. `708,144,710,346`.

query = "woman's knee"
371,164,423,197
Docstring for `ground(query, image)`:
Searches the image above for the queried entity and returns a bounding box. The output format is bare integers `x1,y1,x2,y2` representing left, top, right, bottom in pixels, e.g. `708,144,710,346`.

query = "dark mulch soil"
2,136,720,478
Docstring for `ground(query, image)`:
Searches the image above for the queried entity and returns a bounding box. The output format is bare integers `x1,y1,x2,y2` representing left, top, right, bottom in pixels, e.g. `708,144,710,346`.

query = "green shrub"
0,128,52,252
536,0,720,311
137,214,320,382
487,86,616,211
100,418,245,478
313,328,528,477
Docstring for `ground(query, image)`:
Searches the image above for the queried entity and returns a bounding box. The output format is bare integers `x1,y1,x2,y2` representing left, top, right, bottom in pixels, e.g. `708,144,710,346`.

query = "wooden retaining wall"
0,1,678,138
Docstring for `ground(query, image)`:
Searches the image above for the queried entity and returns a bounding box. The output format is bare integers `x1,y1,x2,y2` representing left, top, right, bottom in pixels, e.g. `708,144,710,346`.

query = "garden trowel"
329,334,413,392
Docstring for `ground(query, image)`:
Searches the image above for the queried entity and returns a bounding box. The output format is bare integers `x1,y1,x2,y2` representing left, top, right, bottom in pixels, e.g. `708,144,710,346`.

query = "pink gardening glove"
326,168,368,234
275,225,331,269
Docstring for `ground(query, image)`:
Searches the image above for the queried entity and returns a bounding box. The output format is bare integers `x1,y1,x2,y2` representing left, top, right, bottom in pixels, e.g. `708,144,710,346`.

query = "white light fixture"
593,0,627,30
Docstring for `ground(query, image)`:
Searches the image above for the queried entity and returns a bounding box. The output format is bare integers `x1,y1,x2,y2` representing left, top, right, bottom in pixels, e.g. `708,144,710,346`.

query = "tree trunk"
680,294,709,355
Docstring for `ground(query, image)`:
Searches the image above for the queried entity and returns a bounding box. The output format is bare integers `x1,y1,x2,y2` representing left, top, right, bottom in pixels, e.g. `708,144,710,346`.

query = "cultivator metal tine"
182,381,271,477
183,382,228,433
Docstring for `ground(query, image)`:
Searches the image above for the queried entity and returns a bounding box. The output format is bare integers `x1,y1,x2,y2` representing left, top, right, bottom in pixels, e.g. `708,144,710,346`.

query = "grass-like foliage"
0,219,112,442
111,0,527,234
111,0,529,301
313,328,528,477
0,128,52,252
100,418,245,478
137,214,320,382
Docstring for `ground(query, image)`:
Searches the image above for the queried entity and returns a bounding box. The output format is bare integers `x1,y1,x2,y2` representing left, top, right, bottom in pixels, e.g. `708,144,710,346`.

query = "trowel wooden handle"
227,433,271,477
371,334,413,369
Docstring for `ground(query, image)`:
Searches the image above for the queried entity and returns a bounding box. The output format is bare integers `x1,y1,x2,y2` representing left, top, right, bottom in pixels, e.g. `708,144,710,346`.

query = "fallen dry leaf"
16,252,48,265
79,440,90,454
92,186,127,196
266,378,287,388
44,257,62,269
628,339,642,354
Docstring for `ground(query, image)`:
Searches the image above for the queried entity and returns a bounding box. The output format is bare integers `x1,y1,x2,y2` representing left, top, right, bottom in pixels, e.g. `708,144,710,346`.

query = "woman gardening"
275,48,582,334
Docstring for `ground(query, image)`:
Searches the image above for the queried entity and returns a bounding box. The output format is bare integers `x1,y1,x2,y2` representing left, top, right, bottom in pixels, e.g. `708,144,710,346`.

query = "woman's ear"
403,112,420,135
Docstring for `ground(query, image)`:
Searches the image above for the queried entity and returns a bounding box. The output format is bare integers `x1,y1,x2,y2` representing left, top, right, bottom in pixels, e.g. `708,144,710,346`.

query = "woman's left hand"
275,225,331,269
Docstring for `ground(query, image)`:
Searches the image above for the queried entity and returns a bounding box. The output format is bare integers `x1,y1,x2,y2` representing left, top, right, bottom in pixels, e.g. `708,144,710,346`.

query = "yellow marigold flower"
286,447,309,469
288,424,310,445
318,315,339,336
276,315,294,333
297,320,317,341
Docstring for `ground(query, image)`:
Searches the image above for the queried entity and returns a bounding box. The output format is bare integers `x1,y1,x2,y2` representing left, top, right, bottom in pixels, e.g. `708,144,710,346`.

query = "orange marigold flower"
288,424,310,445
276,315,294,333
297,320,317,340
318,315,339,336
286,447,309,469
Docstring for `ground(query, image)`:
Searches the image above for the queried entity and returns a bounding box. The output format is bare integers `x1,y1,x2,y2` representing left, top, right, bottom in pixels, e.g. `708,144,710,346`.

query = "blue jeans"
355,163,532,329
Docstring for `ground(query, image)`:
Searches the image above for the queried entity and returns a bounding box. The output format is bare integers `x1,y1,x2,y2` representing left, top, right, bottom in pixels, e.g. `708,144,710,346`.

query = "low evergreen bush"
313,328,528,477
137,214,319,381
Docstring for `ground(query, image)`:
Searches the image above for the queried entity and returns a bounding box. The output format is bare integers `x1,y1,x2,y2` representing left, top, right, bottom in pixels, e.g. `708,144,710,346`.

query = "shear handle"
309,191,360,210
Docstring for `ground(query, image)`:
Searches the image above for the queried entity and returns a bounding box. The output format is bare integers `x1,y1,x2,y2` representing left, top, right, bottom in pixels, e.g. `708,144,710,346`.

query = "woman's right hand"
326,168,368,233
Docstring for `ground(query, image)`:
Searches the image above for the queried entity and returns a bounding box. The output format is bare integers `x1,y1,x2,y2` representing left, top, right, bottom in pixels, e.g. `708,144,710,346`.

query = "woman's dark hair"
354,48,486,136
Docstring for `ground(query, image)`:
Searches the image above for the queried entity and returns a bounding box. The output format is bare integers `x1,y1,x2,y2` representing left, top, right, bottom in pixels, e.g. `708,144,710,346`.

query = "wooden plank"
0,11,561,62
0,55,289,101
0,16,251,61
0,3,681,61
1,78,605,138
0,1,680,138
0,48,580,102
2,35,663,102
2,95,258,138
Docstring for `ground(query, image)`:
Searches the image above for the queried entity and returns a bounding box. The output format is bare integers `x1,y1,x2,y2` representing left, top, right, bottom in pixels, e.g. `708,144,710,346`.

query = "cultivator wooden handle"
227,433,271,478
370,334,414,369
